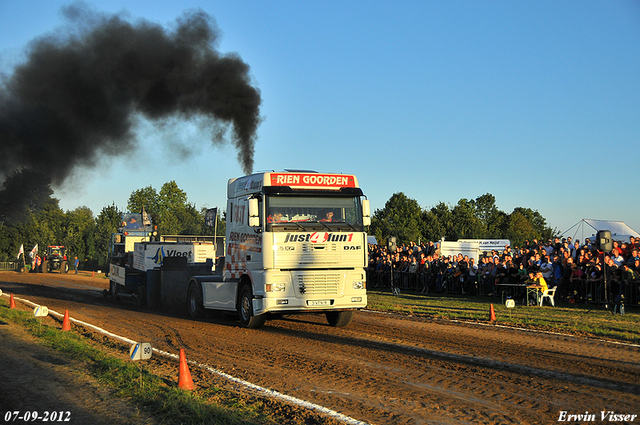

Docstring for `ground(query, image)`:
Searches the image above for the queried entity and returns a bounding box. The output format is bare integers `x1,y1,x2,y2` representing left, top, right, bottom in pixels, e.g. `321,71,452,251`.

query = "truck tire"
136,285,147,307
61,261,69,273
325,310,355,327
42,261,50,273
187,281,206,319
238,285,266,329
109,281,119,300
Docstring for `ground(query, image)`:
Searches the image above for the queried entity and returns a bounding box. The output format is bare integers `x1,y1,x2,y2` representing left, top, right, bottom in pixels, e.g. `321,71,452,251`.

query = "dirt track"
1,271,639,425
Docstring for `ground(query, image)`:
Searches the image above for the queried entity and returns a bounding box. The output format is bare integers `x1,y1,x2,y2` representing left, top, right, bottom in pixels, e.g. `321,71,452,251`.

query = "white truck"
188,171,371,328
109,171,371,329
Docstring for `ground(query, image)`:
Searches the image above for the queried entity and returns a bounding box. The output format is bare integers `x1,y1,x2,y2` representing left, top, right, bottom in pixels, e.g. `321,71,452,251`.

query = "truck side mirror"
248,197,260,227
362,199,371,226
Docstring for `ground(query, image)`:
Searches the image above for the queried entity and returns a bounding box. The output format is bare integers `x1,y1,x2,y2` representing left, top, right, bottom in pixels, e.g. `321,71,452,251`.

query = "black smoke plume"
0,4,261,188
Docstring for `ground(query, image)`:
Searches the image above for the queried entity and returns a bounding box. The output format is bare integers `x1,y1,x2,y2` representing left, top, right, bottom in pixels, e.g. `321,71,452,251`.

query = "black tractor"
42,245,69,273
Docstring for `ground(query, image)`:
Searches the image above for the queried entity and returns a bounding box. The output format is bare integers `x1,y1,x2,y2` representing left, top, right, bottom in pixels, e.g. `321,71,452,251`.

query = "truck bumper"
254,293,367,316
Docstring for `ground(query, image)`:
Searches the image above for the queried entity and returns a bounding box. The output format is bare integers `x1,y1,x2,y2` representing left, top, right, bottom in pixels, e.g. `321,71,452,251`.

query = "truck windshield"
266,195,364,230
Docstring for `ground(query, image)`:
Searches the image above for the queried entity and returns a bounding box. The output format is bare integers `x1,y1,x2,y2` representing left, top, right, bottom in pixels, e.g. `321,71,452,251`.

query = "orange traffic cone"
9,294,16,309
62,309,71,331
92,271,95,277
178,349,195,390
489,304,496,322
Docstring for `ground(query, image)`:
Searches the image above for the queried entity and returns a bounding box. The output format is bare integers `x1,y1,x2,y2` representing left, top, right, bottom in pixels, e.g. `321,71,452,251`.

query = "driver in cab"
320,210,335,222
267,209,286,223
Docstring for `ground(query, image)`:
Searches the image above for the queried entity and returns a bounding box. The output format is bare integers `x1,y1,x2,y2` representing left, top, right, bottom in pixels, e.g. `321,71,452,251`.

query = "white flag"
29,244,38,258
142,206,151,226
17,244,24,259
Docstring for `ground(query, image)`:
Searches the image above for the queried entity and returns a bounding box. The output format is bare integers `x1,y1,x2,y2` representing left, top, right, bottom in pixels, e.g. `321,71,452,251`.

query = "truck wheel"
187,281,205,318
326,310,355,327
238,285,266,329
136,285,147,307
61,261,69,273
109,281,119,300
42,261,49,273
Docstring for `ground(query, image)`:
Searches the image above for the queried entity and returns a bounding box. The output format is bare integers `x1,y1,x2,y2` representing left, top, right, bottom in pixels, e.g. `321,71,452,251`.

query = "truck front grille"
295,273,340,295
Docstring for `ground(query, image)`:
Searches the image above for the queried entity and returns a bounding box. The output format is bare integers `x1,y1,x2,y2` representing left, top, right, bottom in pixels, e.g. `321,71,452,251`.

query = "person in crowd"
526,271,548,305
620,263,640,303
571,241,581,260
366,235,639,303
540,255,554,281
463,257,478,295
544,240,555,257
611,248,625,267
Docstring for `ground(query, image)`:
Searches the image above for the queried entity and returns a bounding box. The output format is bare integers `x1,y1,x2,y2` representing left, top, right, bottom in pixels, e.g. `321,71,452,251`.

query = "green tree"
504,210,535,247
451,199,484,240
370,192,423,245
63,207,95,265
127,181,203,236
157,181,201,235
127,186,159,220
31,200,66,247
471,193,500,237
424,202,453,241
503,207,555,247
421,208,446,242
93,204,121,269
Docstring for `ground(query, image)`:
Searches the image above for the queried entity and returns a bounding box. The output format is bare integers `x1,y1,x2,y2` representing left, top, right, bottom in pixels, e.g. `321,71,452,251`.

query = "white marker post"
33,305,49,334
505,298,515,320
33,305,49,317
130,342,152,361
129,342,152,388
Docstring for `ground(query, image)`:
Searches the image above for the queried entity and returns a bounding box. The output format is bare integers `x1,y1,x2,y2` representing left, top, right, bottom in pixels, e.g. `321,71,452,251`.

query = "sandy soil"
1,271,639,425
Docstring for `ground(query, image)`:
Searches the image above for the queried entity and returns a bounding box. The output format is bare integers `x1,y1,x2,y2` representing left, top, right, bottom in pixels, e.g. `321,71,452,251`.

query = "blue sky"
1,0,639,238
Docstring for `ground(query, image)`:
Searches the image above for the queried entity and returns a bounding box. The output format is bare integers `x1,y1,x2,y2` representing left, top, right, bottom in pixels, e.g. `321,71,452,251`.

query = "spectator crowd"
367,236,640,306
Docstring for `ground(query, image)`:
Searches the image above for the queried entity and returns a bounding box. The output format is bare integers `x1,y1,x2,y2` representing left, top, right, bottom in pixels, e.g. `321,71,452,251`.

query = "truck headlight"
266,283,286,292
352,281,365,290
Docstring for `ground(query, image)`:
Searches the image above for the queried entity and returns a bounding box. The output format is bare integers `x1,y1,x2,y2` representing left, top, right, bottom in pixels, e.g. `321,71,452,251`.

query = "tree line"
0,169,223,270
1,170,555,268
369,192,555,248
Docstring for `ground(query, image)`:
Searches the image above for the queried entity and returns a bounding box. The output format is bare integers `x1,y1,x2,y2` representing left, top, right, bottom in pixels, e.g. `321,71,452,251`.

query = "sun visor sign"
269,173,357,189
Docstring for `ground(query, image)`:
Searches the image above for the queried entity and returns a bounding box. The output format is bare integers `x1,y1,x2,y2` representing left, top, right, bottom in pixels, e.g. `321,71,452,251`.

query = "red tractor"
42,245,69,273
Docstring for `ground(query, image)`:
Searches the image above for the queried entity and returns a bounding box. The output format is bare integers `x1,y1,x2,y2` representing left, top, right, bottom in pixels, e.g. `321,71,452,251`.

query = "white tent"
561,219,640,243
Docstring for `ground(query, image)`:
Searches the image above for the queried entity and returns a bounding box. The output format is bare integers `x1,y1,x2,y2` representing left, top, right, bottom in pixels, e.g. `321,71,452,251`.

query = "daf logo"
343,246,361,250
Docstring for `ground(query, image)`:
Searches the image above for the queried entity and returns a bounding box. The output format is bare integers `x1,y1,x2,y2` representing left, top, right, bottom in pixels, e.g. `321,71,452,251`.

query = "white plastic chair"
539,286,557,306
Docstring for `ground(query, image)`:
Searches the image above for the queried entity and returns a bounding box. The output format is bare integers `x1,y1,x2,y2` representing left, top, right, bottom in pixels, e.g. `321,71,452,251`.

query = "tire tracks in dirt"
2,272,639,425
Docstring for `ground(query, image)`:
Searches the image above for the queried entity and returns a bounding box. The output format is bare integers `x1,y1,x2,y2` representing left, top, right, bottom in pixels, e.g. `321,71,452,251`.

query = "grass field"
367,290,640,343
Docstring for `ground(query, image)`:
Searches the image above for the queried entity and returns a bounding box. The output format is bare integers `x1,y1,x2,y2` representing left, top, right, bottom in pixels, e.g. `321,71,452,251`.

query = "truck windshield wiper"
304,220,333,231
